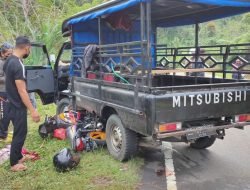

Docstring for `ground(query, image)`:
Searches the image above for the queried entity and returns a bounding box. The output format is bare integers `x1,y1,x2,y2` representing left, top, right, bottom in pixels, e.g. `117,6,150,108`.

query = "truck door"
25,43,55,105
54,42,72,94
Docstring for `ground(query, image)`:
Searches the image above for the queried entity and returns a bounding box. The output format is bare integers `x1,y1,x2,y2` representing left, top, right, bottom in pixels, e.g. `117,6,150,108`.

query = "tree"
0,0,106,52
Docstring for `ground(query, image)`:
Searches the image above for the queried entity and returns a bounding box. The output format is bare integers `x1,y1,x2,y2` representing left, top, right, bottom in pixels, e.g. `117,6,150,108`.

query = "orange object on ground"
89,131,106,140
88,131,106,146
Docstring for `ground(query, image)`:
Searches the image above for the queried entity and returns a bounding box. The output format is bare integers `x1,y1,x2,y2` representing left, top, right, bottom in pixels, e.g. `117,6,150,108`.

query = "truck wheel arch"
101,106,117,123
57,97,70,114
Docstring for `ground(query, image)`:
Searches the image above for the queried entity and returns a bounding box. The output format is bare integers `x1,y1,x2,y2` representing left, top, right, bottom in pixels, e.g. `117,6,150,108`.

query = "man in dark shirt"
0,42,13,139
3,36,40,172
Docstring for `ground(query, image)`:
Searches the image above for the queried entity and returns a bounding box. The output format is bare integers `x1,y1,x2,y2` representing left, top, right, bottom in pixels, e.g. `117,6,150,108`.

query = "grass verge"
0,102,143,190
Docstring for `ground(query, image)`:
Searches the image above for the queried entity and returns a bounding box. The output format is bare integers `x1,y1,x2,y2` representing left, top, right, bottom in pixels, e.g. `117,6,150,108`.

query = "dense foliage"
0,0,250,53
158,13,250,47
0,0,105,53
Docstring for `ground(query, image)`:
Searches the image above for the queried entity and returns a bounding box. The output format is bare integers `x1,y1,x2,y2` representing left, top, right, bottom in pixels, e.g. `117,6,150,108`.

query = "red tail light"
159,122,182,133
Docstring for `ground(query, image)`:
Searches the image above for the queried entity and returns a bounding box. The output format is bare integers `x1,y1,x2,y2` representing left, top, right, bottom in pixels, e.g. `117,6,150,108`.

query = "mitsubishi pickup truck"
25,0,250,161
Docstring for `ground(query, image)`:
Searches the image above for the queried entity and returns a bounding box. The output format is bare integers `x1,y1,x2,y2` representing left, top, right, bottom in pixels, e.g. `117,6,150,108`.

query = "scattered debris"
0,145,11,165
155,167,165,176
21,148,40,161
165,168,175,177
53,128,67,140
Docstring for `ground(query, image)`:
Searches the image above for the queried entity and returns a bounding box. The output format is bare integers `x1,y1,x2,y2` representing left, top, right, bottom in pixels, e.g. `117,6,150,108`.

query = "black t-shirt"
3,55,26,108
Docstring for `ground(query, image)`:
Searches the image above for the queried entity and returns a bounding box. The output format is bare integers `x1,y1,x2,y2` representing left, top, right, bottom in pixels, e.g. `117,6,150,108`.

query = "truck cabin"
61,0,250,88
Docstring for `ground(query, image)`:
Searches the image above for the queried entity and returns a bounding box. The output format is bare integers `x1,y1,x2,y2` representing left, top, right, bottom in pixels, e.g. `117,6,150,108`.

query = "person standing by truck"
3,36,40,172
187,48,205,77
232,59,244,80
0,42,13,139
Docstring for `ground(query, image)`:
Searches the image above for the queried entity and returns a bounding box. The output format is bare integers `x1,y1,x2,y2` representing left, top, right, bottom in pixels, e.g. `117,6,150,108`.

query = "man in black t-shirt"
0,42,13,139
3,36,40,172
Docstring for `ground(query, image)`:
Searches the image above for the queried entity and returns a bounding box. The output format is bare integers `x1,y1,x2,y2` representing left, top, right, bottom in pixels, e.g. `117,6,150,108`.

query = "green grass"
0,102,143,190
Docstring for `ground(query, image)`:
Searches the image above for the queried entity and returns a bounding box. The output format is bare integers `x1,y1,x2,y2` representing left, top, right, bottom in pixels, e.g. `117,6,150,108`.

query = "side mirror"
50,54,56,63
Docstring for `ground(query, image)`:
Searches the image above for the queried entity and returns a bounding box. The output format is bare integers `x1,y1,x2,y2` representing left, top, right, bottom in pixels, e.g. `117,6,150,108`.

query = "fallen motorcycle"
38,111,82,139
38,110,106,151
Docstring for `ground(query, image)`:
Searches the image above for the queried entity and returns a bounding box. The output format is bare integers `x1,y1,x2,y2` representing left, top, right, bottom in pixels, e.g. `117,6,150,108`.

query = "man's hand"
31,109,40,123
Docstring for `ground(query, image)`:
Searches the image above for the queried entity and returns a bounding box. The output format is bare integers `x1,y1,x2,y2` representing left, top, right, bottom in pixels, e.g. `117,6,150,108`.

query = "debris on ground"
165,168,175,177
0,145,11,165
39,111,105,152
53,128,67,140
21,148,40,161
155,167,165,176
40,110,107,172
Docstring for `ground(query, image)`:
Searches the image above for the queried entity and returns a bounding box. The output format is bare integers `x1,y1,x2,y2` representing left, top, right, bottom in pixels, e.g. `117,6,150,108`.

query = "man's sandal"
19,155,37,163
11,163,27,172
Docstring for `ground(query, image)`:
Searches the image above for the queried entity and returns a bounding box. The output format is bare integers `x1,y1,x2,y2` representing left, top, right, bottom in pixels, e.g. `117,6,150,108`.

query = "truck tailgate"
153,82,250,123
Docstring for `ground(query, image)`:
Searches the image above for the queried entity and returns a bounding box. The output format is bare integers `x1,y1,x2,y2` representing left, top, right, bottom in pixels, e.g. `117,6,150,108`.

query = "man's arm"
15,80,40,122
15,80,35,112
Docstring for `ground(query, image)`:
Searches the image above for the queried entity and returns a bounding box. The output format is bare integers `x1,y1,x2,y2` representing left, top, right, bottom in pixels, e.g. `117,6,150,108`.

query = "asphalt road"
140,126,250,190
173,127,250,190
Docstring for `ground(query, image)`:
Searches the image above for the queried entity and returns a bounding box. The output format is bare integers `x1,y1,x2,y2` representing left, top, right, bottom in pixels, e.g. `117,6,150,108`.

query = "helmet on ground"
53,148,81,172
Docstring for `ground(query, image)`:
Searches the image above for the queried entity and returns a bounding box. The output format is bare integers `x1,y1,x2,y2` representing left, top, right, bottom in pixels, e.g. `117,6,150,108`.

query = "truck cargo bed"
73,77,250,136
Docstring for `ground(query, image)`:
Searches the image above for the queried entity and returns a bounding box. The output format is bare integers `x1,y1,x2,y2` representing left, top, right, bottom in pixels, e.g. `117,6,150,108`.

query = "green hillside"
0,0,249,52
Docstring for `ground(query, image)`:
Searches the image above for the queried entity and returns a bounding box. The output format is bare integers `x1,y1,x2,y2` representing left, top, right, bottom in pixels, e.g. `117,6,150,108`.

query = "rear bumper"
156,122,250,139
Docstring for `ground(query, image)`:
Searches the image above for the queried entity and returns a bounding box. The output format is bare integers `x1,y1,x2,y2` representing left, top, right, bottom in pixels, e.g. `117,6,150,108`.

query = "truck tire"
106,114,138,161
57,98,70,114
190,136,216,149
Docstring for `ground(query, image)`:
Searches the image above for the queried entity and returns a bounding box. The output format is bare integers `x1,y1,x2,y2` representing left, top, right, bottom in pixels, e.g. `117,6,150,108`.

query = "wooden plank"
114,68,221,75
151,68,221,75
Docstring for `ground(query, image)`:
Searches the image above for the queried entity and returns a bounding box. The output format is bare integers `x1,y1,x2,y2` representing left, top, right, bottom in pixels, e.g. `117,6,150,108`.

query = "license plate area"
186,125,217,140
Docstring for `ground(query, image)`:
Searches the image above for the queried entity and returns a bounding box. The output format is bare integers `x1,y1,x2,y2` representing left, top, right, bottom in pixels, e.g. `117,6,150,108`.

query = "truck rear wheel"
106,114,138,161
190,136,216,149
57,98,70,114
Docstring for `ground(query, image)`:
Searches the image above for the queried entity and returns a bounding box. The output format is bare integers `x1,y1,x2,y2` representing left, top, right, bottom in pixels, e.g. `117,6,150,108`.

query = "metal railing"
70,42,250,87
71,41,148,83
156,43,250,81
